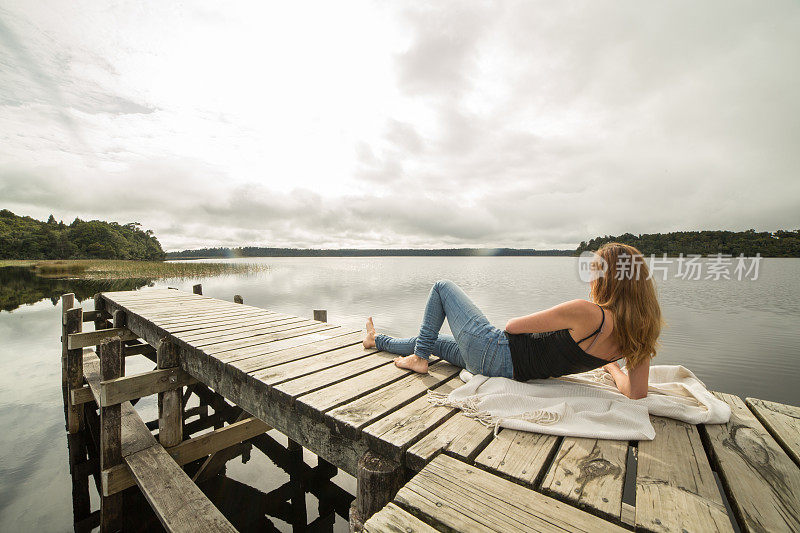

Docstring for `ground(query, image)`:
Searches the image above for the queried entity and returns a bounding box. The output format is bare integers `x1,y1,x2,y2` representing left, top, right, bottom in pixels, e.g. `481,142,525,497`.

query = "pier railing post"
193,284,203,295
350,451,403,532
234,294,243,304
61,293,75,422
99,337,123,532
157,339,183,447
66,306,84,433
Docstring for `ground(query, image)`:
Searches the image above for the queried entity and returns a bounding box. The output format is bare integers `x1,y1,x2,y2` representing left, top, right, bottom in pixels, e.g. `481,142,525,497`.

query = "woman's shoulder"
561,298,599,314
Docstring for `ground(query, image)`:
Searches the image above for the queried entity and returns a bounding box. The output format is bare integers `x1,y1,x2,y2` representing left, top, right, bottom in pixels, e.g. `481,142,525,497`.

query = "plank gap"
621,443,637,508
697,423,747,533
712,469,743,533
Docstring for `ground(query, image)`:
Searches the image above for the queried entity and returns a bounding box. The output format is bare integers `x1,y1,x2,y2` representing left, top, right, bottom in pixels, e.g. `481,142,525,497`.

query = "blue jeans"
375,280,514,378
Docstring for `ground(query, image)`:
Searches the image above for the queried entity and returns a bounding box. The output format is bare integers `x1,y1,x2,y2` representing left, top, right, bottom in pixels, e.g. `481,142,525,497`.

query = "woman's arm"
603,358,649,399
505,299,593,334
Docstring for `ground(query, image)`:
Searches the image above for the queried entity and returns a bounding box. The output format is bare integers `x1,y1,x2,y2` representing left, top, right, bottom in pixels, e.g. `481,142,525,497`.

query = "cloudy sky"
1,1,798,251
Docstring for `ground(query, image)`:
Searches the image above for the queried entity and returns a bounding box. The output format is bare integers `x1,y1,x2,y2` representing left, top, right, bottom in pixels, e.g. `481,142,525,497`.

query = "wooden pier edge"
60,289,800,533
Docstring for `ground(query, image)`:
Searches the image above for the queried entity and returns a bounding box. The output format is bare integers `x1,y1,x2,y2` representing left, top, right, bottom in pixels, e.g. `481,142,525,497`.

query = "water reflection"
0,266,152,312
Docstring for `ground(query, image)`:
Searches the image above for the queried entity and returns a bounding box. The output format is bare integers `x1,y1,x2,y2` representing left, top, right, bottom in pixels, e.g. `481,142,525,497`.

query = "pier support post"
234,294,243,304
312,309,339,478
157,339,183,447
66,306,84,433
350,451,403,532
193,284,203,295
112,310,126,377
99,337,123,532
61,293,75,422
94,294,111,331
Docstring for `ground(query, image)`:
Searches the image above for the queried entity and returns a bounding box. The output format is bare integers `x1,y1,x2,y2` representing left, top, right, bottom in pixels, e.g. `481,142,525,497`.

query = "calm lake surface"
2,256,799,531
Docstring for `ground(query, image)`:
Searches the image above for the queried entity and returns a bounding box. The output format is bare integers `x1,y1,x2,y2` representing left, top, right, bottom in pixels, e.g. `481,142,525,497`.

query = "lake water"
1,256,799,531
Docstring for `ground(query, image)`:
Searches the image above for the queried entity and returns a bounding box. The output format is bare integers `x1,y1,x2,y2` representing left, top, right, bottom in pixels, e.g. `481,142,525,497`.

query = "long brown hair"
589,242,664,369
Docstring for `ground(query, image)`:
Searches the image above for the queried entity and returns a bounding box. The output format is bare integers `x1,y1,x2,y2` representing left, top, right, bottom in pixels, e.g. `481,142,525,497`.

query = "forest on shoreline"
169,230,800,258
577,230,800,257
0,210,165,260
2,210,798,259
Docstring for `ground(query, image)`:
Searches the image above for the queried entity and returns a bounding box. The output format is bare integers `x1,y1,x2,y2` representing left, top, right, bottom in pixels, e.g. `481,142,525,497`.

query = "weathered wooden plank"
406,412,495,472
104,417,271,495
98,338,123,532
151,303,277,321
231,331,365,373
746,397,800,467
292,357,438,414
71,385,94,405
636,416,732,533
540,436,627,521
167,312,291,336
171,313,297,335
113,301,222,315
180,317,316,345
125,444,237,532
104,294,208,306
329,365,461,441
66,306,84,433
152,308,273,328
216,329,362,364
363,502,440,533
83,352,158,458
157,340,183,447
129,305,252,322
274,351,397,399
702,392,800,533
361,379,460,462
396,454,627,532
247,343,378,384
82,309,109,322
123,342,156,357
100,367,197,406
60,293,75,423
68,327,138,350
197,323,342,353
475,429,560,488
120,299,218,311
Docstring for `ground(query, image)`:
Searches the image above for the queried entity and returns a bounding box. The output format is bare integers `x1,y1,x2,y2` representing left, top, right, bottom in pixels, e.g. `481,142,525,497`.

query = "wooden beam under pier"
68,327,138,350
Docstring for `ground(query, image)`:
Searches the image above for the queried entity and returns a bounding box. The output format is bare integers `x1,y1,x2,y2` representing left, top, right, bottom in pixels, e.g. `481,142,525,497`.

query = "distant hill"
166,247,575,258
577,230,800,257
0,210,165,260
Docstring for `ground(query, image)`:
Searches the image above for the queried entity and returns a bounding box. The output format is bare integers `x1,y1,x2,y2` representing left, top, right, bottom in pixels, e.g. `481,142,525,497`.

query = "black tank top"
506,303,625,381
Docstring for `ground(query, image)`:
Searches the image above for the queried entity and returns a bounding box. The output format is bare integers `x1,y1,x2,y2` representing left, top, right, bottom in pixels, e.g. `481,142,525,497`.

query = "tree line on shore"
577,230,800,257
0,210,165,260
166,247,575,258
2,210,798,260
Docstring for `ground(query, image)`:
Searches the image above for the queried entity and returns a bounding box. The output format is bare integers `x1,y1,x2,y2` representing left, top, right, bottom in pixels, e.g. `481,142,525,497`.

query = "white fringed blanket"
427,365,731,440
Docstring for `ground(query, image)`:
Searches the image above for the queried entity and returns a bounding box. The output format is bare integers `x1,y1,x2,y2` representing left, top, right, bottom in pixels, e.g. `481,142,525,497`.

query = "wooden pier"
60,288,800,532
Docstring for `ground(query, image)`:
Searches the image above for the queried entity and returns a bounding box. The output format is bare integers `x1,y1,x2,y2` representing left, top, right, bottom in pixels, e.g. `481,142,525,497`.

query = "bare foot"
394,354,429,374
363,317,376,348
